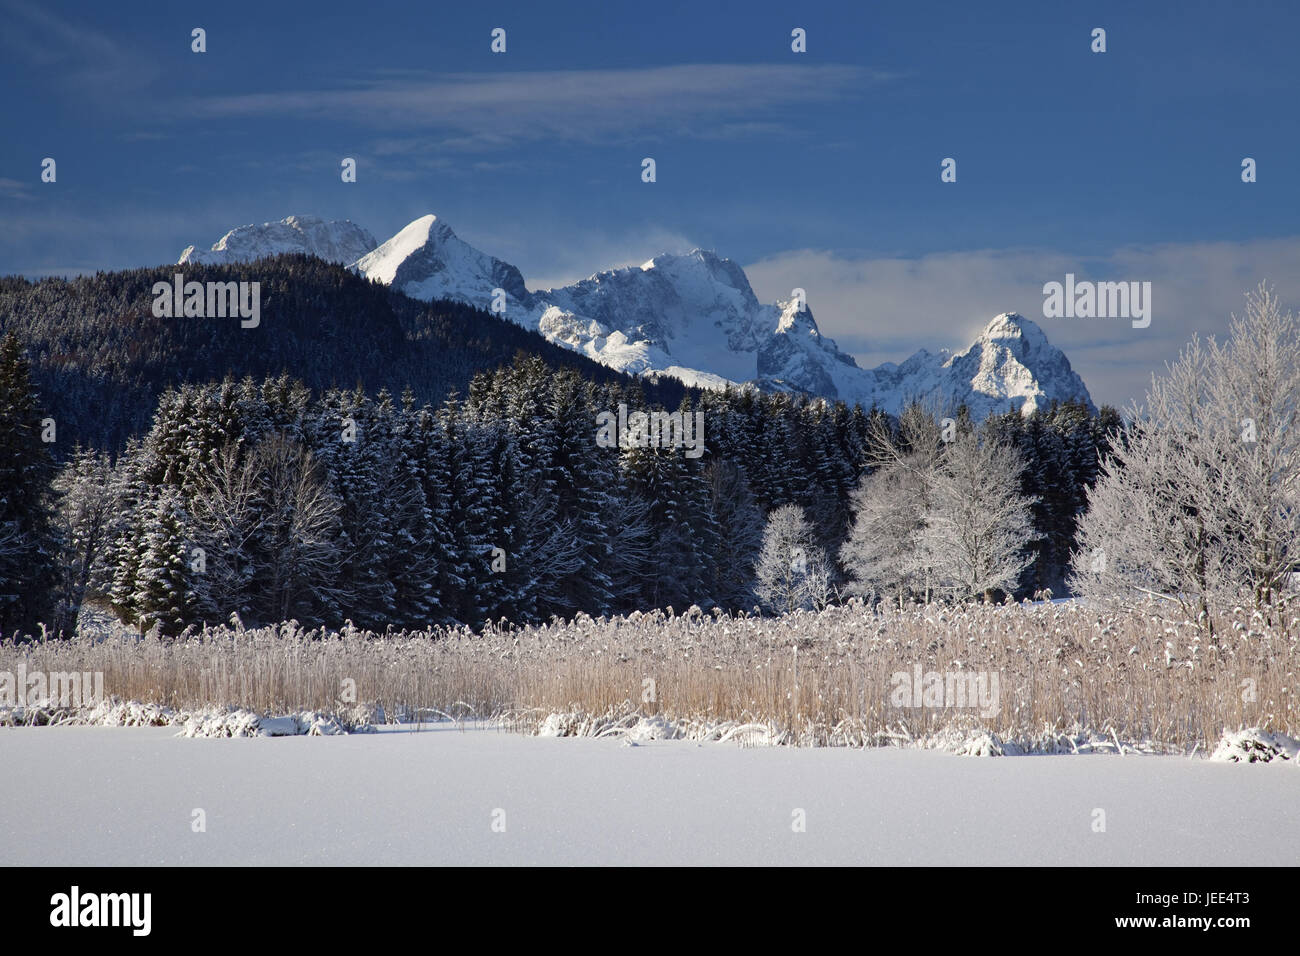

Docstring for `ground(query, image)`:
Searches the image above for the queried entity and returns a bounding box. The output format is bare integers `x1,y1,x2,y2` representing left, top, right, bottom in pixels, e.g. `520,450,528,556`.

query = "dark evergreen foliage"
0,255,687,454
0,335,61,636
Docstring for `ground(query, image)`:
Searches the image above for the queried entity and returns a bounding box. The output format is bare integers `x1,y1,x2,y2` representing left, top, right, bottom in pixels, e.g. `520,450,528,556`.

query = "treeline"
2,330,1118,636
0,255,687,453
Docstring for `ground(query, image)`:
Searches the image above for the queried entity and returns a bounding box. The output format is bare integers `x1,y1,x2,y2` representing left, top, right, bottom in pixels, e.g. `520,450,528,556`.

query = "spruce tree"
131,488,197,635
0,334,60,637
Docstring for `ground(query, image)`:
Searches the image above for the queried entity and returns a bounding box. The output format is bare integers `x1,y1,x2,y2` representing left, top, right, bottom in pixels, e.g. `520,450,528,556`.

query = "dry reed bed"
3,601,1296,749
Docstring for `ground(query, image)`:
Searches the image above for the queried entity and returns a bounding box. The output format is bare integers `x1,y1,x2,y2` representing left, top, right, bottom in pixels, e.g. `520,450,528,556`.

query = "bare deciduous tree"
188,443,263,619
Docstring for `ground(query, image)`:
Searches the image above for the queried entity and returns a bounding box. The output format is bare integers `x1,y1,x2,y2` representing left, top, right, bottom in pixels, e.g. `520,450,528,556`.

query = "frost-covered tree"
840,403,946,605
842,417,1034,605
51,447,115,633
248,434,343,624
839,455,933,606
754,503,831,614
921,433,1037,602
187,443,262,621
1071,285,1300,621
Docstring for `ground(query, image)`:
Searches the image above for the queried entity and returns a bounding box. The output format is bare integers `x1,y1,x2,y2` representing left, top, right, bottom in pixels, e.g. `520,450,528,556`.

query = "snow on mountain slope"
758,296,864,399
352,214,533,309
181,212,1094,418
178,215,377,266
535,250,766,383
938,312,1094,418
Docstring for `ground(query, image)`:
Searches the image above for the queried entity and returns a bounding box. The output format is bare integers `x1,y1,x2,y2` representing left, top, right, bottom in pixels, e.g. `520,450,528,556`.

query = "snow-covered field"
2,722,1296,866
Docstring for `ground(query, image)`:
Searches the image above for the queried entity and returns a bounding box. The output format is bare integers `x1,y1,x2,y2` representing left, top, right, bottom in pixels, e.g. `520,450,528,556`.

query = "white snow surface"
2,721,1296,865
180,212,1093,417
178,215,377,267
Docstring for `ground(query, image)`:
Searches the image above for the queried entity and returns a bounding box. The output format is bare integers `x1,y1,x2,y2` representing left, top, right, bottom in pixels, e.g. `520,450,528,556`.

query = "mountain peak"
396,213,458,245
174,214,1094,419
942,311,1093,415
641,248,723,268
978,311,1049,345
352,213,531,307
178,215,377,267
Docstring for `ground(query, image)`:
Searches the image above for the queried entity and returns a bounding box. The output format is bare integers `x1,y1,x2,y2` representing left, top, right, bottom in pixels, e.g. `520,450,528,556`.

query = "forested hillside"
0,255,687,453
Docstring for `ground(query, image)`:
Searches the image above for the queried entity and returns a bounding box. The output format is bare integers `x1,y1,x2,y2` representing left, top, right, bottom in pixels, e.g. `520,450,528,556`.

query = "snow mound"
1,697,369,736
951,731,1012,757
1210,729,1300,763
536,710,679,740
177,708,352,738
177,708,265,738
534,708,784,745
0,697,175,728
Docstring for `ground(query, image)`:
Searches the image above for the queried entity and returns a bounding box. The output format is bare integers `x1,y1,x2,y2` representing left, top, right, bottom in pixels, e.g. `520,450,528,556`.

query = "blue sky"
3,0,1298,407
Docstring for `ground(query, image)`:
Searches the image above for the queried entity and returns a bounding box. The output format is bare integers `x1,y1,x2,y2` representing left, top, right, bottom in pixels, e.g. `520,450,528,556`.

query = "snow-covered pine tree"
437,405,494,625
543,371,615,616
384,395,440,630
131,488,197,635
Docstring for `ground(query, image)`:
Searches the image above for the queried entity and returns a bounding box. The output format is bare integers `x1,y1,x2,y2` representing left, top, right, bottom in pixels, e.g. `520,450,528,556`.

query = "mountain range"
178,214,1095,417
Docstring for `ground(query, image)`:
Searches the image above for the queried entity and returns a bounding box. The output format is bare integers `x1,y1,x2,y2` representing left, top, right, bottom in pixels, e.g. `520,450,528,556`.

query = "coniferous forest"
0,264,1118,638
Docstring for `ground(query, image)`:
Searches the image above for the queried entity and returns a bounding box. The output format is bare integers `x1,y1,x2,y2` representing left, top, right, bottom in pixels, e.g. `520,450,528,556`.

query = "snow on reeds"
2,599,1296,751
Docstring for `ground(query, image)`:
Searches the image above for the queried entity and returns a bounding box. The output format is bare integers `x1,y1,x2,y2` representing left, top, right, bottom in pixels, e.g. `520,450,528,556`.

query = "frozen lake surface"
1,722,1296,866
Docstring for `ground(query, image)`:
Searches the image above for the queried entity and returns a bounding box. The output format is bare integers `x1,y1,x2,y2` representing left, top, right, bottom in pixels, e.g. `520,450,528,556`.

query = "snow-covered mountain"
178,215,377,267
351,214,533,308
176,213,1094,416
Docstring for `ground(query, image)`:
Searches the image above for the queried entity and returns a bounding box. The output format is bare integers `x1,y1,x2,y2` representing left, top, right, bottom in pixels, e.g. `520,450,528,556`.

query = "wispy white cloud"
507,226,700,292
188,64,889,148
745,239,1300,409
0,0,157,95
0,178,35,201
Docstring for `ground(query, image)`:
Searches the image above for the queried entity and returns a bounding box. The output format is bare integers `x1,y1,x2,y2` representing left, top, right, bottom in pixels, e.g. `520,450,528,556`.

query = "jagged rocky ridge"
178,214,1094,417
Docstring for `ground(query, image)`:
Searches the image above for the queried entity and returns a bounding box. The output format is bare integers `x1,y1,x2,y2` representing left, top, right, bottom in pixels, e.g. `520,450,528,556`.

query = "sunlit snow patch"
1210,728,1300,763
